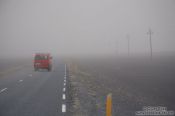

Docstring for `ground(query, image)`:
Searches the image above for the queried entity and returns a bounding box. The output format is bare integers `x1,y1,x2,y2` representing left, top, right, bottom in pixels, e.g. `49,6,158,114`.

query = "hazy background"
0,0,175,58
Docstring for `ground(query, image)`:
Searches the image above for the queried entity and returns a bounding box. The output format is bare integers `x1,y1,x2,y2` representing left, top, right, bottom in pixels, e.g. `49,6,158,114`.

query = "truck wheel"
34,68,38,71
48,67,52,72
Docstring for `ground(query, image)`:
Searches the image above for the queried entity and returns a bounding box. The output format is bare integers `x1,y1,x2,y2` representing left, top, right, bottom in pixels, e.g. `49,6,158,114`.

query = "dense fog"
0,0,175,58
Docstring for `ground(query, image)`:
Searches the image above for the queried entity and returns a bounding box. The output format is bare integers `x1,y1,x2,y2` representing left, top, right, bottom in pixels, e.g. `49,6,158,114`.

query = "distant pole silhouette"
126,34,130,56
147,28,153,59
116,39,119,56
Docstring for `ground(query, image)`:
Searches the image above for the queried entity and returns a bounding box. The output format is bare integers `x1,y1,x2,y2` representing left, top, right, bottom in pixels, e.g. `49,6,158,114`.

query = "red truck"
33,53,52,71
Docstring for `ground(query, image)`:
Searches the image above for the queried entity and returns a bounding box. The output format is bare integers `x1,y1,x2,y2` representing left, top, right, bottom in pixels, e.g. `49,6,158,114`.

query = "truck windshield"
35,55,48,60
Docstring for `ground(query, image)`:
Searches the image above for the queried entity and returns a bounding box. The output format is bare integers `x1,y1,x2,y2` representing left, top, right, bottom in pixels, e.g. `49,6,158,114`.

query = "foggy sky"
0,0,175,57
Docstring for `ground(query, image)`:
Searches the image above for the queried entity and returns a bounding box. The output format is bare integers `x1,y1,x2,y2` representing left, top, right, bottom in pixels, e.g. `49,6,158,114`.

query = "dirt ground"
67,55,175,116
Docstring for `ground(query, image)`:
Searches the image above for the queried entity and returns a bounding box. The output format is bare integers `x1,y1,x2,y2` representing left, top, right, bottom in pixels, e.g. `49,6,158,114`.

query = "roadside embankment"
66,56,175,116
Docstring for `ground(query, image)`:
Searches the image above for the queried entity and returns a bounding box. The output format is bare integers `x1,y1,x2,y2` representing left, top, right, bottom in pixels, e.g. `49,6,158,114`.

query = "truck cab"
34,53,52,71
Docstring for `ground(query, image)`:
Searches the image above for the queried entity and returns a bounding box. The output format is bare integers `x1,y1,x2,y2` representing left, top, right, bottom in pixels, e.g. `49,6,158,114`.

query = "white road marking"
65,64,67,76
61,64,67,113
0,88,7,93
63,88,66,92
28,74,32,77
19,80,23,82
62,94,66,100
62,104,66,113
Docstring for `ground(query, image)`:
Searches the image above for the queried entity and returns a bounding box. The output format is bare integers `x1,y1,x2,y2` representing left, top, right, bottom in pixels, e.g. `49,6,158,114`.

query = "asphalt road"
0,59,67,116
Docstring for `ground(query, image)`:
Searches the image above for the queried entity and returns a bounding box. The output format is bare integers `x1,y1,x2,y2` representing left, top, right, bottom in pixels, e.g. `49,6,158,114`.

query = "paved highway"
0,59,68,116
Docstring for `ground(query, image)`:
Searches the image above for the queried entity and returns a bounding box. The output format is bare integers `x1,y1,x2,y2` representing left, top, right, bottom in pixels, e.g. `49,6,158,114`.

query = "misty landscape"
0,0,175,116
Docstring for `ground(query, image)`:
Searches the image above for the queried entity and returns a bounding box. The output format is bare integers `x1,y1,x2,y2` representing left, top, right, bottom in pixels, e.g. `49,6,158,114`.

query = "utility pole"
126,34,130,56
147,28,153,59
116,39,119,56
